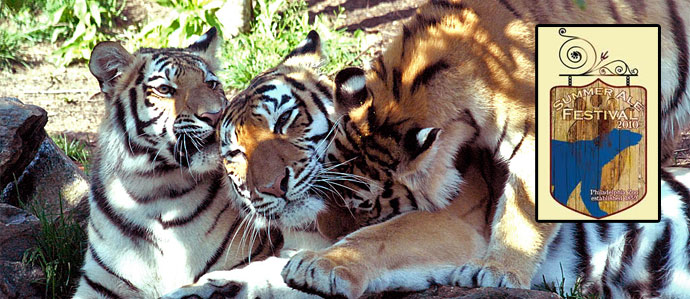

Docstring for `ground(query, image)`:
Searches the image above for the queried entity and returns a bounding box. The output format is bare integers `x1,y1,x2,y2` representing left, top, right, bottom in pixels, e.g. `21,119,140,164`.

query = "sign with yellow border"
536,25,660,222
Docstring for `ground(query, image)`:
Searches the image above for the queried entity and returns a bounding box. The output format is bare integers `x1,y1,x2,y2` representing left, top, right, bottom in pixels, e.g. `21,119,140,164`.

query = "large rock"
1,137,89,223
0,97,48,190
371,286,561,299
0,203,39,262
0,260,44,299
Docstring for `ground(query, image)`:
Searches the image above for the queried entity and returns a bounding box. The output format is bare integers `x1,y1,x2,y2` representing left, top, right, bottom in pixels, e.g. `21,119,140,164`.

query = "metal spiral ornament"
557,28,639,77
558,28,596,73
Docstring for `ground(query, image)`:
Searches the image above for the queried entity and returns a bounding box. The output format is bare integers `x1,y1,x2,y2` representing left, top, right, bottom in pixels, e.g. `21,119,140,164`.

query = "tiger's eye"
155,85,174,96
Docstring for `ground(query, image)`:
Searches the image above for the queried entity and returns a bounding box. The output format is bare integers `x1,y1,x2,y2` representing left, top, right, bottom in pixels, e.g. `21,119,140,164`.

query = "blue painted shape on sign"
551,129,642,217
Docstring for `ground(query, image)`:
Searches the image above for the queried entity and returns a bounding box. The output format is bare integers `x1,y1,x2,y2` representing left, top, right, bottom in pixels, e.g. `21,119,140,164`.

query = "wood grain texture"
550,80,646,216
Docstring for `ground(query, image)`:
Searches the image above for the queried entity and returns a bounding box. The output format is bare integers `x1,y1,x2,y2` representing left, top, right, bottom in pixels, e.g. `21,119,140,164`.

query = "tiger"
168,0,690,298
72,28,294,298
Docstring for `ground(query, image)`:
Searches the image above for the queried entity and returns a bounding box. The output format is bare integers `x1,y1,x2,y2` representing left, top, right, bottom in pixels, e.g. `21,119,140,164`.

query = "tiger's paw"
449,262,527,289
160,271,243,299
281,250,367,299
161,257,317,299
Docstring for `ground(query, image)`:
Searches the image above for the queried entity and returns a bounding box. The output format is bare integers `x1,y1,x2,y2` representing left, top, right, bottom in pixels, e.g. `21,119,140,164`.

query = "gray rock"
0,203,39,262
216,0,253,38
0,260,44,299
369,286,561,299
0,97,48,191
1,137,89,223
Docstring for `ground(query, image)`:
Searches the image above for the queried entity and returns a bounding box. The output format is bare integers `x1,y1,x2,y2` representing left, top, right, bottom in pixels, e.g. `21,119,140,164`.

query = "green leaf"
74,0,87,19
51,6,67,25
202,0,223,10
572,0,586,9
83,26,97,42
89,1,101,27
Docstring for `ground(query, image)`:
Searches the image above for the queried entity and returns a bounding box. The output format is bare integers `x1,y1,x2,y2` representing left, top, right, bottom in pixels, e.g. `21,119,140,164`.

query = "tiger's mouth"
222,161,326,229
245,191,325,230
173,132,216,167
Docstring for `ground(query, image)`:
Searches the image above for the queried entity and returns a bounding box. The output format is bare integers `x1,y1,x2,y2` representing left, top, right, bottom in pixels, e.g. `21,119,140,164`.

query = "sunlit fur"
280,0,690,293
210,1,690,298
219,31,338,230
215,0,690,298
74,29,284,299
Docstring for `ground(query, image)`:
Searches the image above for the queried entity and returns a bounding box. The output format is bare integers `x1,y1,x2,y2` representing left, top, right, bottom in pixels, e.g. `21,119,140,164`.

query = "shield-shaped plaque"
550,79,646,219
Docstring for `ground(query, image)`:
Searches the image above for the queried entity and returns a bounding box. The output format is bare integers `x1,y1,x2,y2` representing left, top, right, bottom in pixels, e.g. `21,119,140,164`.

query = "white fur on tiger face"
73,28,287,298
217,31,337,231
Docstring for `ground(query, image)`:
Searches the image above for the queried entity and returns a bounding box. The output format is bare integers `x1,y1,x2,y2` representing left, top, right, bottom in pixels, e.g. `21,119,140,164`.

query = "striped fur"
73,28,284,299
204,0,690,298
218,31,338,231
277,0,690,296
533,168,690,298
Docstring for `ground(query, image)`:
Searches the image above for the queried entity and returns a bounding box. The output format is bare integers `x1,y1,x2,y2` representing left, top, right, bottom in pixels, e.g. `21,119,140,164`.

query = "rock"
0,203,39,262
216,0,253,38
0,97,48,191
0,260,45,299
1,137,89,223
370,286,561,299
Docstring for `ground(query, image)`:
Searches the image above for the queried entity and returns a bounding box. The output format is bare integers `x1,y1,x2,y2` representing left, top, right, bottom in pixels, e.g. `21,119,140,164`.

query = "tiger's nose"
199,110,222,126
256,169,289,198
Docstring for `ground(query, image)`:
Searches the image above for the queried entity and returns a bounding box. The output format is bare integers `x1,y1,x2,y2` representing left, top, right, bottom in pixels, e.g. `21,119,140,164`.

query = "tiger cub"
73,28,285,298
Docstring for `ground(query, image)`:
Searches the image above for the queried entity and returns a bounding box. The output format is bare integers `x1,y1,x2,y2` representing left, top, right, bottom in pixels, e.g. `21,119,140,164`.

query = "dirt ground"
0,0,423,148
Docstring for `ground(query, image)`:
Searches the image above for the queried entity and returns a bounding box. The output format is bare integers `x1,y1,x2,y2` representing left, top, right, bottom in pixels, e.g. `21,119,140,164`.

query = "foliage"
536,264,600,299
51,135,92,174
0,0,125,66
50,0,127,65
133,0,227,49
0,30,28,69
22,197,87,299
572,0,586,9
221,0,369,90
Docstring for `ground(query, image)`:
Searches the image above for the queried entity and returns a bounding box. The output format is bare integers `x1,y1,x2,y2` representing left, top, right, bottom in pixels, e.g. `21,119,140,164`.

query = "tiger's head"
219,31,335,229
314,65,451,224
89,28,226,176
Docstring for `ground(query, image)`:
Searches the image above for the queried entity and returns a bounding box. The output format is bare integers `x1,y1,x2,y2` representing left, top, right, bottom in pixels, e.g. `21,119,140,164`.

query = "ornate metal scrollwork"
558,28,638,77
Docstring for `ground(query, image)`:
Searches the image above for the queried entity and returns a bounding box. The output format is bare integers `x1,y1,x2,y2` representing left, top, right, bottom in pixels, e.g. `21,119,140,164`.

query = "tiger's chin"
247,194,325,231
174,136,222,174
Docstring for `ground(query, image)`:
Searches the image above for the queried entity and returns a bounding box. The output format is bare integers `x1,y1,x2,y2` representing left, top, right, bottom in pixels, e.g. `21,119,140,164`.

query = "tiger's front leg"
160,257,319,299
450,173,559,288
281,204,487,299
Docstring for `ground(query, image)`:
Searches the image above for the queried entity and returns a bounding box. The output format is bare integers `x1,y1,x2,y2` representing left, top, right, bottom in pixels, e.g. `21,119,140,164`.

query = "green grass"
0,30,27,69
21,196,87,299
535,264,600,299
51,135,92,174
220,0,368,90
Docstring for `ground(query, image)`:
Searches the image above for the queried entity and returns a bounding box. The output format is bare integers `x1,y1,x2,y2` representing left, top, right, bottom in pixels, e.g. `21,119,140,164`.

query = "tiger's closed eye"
275,111,292,133
207,81,220,90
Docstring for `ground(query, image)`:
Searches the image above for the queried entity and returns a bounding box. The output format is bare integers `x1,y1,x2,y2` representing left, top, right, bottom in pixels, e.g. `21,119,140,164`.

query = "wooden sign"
550,79,646,218
536,26,659,222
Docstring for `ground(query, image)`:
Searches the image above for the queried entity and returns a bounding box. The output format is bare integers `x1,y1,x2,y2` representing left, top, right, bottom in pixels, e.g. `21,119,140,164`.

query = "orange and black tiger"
168,0,690,298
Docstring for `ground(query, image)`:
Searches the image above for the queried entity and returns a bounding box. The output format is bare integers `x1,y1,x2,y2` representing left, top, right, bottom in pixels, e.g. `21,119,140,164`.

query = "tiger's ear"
281,30,323,69
89,41,134,95
187,27,221,69
404,127,442,162
334,67,367,114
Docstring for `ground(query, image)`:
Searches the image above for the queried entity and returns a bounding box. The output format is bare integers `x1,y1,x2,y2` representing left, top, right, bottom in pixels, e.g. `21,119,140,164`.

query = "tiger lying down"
74,28,323,298
165,0,690,298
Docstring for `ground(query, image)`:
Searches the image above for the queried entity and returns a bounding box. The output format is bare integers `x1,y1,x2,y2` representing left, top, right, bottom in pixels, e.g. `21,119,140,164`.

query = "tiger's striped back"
212,0,690,296
535,168,690,298
73,28,283,298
